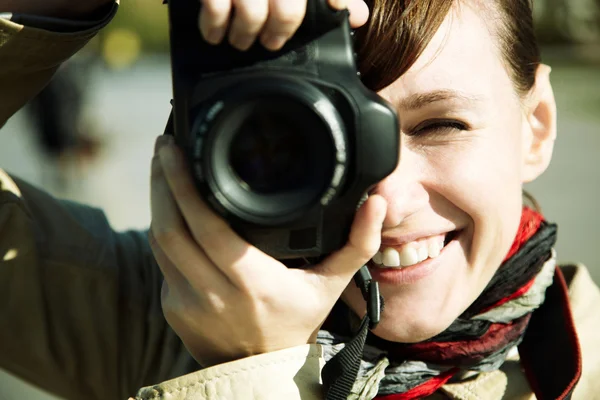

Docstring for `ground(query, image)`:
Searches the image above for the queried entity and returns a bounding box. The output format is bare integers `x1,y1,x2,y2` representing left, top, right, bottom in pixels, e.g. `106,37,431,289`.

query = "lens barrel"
190,77,348,225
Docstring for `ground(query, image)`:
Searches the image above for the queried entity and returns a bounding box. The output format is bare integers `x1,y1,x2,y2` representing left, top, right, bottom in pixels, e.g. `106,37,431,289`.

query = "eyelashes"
405,119,469,137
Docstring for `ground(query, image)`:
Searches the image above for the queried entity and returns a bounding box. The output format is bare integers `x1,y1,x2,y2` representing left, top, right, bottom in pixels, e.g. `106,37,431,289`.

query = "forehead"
380,2,513,104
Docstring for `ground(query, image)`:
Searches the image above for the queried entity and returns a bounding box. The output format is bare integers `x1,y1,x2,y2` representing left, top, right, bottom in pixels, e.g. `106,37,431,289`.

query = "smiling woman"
342,0,550,344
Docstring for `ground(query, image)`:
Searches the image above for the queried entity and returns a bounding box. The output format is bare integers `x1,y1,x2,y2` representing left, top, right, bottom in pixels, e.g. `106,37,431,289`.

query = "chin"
341,278,467,344
369,307,456,343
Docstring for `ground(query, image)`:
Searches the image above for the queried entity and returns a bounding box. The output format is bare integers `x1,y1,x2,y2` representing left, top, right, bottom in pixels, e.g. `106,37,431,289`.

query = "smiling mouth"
371,230,461,268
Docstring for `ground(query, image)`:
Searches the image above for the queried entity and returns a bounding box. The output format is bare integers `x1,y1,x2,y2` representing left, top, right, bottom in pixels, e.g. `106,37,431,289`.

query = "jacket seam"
141,353,322,399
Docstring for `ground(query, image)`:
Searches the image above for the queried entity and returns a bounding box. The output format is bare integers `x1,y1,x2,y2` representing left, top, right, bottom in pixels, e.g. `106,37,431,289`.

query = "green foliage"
106,0,170,52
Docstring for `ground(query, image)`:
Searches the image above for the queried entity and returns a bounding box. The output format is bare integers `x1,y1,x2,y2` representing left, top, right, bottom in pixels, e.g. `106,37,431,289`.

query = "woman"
149,0,600,399
0,0,598,399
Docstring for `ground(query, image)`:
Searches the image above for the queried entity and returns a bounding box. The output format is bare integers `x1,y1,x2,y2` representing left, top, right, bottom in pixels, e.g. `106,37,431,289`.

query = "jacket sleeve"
0,171,201,400
0,1,116,128
133,345,326,400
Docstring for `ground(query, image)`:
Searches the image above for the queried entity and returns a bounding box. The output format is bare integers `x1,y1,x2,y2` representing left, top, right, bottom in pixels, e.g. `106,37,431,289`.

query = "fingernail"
154,135,174,154
206,28,225,44
262,34,288,51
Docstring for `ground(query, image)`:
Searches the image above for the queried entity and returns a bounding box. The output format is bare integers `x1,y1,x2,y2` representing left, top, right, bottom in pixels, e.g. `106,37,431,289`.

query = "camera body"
166,0,399,260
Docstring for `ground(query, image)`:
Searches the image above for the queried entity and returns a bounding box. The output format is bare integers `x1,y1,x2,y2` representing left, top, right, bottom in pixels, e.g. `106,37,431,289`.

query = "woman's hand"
198,0,369,51
149,135,386,367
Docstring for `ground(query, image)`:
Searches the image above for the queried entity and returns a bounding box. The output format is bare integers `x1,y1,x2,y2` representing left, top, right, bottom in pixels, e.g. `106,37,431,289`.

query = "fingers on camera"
228,0,269,51
199,0,307,51
199,0,232,45
260,1,307,51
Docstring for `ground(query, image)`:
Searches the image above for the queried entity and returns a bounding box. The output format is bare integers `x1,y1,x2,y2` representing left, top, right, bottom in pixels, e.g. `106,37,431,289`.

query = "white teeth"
372,251,383,265
428,241,441,258
417,246,428,262
371,233,450,268
382,248,401,267
400,247,419,267
371,235,444,268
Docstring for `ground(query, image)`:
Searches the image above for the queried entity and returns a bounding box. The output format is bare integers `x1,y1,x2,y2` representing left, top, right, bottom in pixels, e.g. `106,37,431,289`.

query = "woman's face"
341,3,551,342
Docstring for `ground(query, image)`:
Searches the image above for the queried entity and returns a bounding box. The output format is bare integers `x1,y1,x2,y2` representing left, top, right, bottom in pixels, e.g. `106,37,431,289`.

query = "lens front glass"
205,91,341,222
229,110,312,194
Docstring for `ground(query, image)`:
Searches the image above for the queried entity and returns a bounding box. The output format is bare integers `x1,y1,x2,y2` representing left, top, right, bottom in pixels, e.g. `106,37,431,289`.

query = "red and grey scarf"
319,208,579,399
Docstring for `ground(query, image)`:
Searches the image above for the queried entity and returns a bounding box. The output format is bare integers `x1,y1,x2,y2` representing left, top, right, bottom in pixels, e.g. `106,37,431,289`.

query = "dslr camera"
165,0,399,260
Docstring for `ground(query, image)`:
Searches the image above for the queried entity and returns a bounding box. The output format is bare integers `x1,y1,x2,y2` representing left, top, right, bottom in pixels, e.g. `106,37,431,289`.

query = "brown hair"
355,0,544,211
355,0,541,96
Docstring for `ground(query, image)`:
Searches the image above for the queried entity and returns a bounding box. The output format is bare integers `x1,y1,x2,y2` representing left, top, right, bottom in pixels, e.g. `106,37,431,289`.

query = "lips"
367,230,463,285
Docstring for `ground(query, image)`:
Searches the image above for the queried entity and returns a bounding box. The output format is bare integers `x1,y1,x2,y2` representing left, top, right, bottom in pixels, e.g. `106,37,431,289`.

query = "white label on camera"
332,164,345,187
321,187,337,205
314,99,347,163
206,101,224,122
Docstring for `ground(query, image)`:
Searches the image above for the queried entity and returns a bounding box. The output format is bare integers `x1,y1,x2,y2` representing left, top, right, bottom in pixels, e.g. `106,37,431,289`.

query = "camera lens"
194,79,348,225
229,109,312,194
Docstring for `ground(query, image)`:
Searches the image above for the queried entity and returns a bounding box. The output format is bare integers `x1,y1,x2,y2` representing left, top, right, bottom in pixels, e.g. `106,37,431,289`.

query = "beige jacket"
1,5,599,399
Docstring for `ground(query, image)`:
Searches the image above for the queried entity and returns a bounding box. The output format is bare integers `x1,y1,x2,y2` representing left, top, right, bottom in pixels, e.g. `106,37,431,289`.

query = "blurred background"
0,0,599,398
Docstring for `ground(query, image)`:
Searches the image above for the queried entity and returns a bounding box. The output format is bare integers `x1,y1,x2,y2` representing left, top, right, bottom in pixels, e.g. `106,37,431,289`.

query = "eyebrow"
399,89,484,111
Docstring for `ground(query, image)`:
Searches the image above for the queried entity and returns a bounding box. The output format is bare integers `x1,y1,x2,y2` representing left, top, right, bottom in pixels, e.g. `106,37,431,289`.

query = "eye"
406,119,469,137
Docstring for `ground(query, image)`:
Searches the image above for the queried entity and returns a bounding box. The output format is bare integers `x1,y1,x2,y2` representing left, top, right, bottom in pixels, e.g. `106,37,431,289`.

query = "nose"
369,145,430,228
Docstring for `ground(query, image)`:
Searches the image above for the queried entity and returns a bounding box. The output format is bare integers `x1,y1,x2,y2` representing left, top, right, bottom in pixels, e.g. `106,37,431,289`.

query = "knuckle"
236,3,268,28
202,0,230,18
189,215,230,247
152,225,183,249
270,2,305,28
172,178,199,203
244,284,274,306
236,278,260,298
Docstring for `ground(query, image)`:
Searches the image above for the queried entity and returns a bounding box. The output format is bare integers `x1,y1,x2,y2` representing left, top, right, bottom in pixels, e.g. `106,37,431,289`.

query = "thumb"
313,194,386,291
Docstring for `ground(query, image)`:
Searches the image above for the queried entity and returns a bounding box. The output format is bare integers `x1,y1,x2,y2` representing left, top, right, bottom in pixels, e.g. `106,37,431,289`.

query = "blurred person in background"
0,1,599,400
25,60,104,189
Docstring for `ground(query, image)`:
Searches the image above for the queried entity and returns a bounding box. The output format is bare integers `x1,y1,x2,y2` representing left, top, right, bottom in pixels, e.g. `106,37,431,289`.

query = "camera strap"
322,266,384,400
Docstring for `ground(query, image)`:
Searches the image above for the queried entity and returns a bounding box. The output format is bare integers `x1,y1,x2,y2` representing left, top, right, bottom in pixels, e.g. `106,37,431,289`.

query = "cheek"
428,129,524,264
430,136,522,209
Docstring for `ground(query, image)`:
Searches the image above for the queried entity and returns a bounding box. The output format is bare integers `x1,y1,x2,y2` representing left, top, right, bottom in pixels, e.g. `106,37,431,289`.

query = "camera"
165,0,399,260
